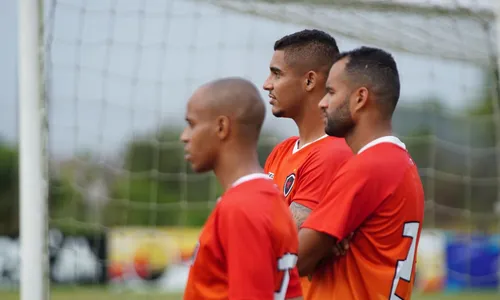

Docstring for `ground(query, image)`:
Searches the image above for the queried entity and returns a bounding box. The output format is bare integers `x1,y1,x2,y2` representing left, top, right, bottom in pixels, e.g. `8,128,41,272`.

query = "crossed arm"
289,202,351,277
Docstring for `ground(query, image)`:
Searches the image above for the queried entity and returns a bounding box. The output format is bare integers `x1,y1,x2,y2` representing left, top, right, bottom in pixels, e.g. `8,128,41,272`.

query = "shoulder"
343,143,410,180
269,136,299,156
299,137,353,172
219,179,281,216
265,137,299,171
313,136,353,160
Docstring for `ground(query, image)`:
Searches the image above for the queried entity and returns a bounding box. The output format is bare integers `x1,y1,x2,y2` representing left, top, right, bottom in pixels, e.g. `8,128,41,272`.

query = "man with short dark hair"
263,29,353,298
298,47,425,300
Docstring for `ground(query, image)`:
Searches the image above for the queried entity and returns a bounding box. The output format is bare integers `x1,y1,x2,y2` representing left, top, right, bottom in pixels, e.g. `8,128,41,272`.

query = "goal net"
11,0,500,298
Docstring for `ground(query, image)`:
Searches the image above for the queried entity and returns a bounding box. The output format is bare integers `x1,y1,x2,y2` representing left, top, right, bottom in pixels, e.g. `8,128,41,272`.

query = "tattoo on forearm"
289,202,312,229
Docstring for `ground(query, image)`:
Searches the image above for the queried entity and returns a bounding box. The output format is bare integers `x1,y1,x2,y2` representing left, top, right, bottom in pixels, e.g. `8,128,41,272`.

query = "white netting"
11,0,500,297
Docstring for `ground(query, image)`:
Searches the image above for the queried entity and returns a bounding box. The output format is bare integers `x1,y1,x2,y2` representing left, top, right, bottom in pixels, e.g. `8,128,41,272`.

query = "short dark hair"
335,46,400,117
274,29,339,75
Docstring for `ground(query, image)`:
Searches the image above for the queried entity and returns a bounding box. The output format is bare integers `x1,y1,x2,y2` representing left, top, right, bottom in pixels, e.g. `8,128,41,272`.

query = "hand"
332,232,354,256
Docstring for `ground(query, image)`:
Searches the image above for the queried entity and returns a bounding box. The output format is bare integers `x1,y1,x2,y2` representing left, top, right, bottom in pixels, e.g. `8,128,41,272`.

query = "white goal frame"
16,1,500,300
18,0,48,300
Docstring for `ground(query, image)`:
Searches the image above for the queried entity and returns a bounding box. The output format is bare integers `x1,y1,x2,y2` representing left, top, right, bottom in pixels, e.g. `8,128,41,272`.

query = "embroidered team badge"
283,173,296,197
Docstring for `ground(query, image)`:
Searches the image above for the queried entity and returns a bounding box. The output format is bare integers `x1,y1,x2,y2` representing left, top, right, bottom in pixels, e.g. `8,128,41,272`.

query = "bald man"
181,77,303,300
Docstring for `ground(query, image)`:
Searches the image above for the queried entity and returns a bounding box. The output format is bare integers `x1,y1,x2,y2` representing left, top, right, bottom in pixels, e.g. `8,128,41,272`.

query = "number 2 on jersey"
274,253,298,300
390,222,420,300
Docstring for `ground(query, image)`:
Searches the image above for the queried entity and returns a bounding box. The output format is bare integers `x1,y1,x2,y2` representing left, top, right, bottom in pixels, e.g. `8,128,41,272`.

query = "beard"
324,95,355,138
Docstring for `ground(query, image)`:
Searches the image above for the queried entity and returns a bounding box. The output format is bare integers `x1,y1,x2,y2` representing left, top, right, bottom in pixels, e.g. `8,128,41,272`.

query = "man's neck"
213,148,263,191
293,102,326,148
345,121,393,154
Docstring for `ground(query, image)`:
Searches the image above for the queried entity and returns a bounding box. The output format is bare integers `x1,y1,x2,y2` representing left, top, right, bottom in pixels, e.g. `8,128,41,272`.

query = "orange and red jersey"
264,135,353,209
183,173,302,300
302,136,425,300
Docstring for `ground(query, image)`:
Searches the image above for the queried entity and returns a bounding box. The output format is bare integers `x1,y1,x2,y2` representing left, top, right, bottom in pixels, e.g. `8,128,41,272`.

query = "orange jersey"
264,135,352,208
264,135,353,295
184,174,302,300
302,137,425,300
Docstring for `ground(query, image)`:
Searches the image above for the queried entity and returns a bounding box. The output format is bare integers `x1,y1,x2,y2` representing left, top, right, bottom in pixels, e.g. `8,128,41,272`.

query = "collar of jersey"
292,134,328,154
357,136,406,154
215,173,271,203
231,173,270,187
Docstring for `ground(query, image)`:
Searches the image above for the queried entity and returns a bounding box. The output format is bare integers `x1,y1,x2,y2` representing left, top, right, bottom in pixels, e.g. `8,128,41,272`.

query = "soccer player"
181,77,303,300
298,47,425,299
263,29,353,295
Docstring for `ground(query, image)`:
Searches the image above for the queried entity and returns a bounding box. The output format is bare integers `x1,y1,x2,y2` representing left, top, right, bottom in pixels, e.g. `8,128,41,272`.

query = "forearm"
297,228,337,277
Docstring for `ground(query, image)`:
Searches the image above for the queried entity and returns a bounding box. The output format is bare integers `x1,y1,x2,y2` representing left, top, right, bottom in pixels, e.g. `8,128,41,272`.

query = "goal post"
18,0,49,300
14,0,500,298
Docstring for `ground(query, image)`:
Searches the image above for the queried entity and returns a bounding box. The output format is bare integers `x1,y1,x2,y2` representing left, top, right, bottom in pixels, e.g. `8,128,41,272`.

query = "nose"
263,77,273,91
318,95,328,109
180,127,189,143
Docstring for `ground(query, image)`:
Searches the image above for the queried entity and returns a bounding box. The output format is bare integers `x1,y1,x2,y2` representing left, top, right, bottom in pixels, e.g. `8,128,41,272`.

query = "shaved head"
181,77,266,173
193,77,266,144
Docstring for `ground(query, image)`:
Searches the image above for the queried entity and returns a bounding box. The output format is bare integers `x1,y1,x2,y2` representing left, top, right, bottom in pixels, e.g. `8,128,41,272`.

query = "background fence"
1,0,500,299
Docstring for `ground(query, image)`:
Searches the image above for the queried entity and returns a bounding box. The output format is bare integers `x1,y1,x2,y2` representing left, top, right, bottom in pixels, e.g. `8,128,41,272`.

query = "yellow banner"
107,227,201,282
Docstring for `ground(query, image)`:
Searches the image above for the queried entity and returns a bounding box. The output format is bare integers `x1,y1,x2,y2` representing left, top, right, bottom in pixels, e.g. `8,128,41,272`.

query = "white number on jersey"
274,253,298,300
389,222,420,300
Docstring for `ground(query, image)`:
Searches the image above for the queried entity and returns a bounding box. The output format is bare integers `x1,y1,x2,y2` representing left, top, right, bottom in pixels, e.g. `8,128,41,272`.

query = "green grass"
0,287,498,300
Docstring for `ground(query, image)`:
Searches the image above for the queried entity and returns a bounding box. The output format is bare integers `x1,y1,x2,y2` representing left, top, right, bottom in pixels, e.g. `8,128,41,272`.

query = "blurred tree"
0,141,82,235
0,142,19,235
104,127,282,227
396,70,500,231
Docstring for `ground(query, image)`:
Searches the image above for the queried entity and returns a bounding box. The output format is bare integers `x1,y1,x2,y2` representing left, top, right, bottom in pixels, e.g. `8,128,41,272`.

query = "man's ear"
304,71,318,92
352,87,369,112
216,115,230,140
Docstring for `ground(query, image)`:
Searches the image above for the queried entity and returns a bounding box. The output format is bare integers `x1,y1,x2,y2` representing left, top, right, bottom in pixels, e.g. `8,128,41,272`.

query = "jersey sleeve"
301,162,381,241
292,150,349,209
218,200,276,299
286,268,303,298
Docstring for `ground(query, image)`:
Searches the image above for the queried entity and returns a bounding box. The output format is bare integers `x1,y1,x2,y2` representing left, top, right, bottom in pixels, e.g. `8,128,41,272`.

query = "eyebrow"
270,66,282,74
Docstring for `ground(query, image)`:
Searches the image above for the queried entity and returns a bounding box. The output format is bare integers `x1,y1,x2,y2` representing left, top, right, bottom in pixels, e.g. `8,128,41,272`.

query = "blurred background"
0,0,499,299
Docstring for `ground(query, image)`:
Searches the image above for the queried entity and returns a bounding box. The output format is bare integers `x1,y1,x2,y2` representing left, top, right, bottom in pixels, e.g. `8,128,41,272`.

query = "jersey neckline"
357,136,406,154
292,134,328,155
231,173,270,187
216,173,271,203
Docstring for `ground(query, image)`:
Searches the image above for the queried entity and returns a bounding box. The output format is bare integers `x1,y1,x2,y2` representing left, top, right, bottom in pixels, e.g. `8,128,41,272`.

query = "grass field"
0,287,499,300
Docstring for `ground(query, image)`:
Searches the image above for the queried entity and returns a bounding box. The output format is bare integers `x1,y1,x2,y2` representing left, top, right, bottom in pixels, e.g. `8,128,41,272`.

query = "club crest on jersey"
283,173,296,197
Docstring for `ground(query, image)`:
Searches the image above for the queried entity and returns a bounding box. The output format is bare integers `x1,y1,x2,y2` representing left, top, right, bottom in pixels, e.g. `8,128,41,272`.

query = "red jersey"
302,136,425,300
264,135,352,208
184,173,302,300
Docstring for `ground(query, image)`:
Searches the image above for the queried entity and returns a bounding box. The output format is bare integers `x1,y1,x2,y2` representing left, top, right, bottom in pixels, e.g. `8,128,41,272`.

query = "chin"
272,108,285,118
325,125,343,138
190,162,212,174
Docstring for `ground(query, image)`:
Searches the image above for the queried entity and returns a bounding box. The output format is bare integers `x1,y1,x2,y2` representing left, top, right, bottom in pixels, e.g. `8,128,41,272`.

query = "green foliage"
103,127,218,227
0,143,19,235
397,69,500,232
102,127,282,228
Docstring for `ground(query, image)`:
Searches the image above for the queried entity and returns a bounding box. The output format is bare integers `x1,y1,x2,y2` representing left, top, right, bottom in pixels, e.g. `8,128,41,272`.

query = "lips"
184,148,191,160
268,94,277,105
